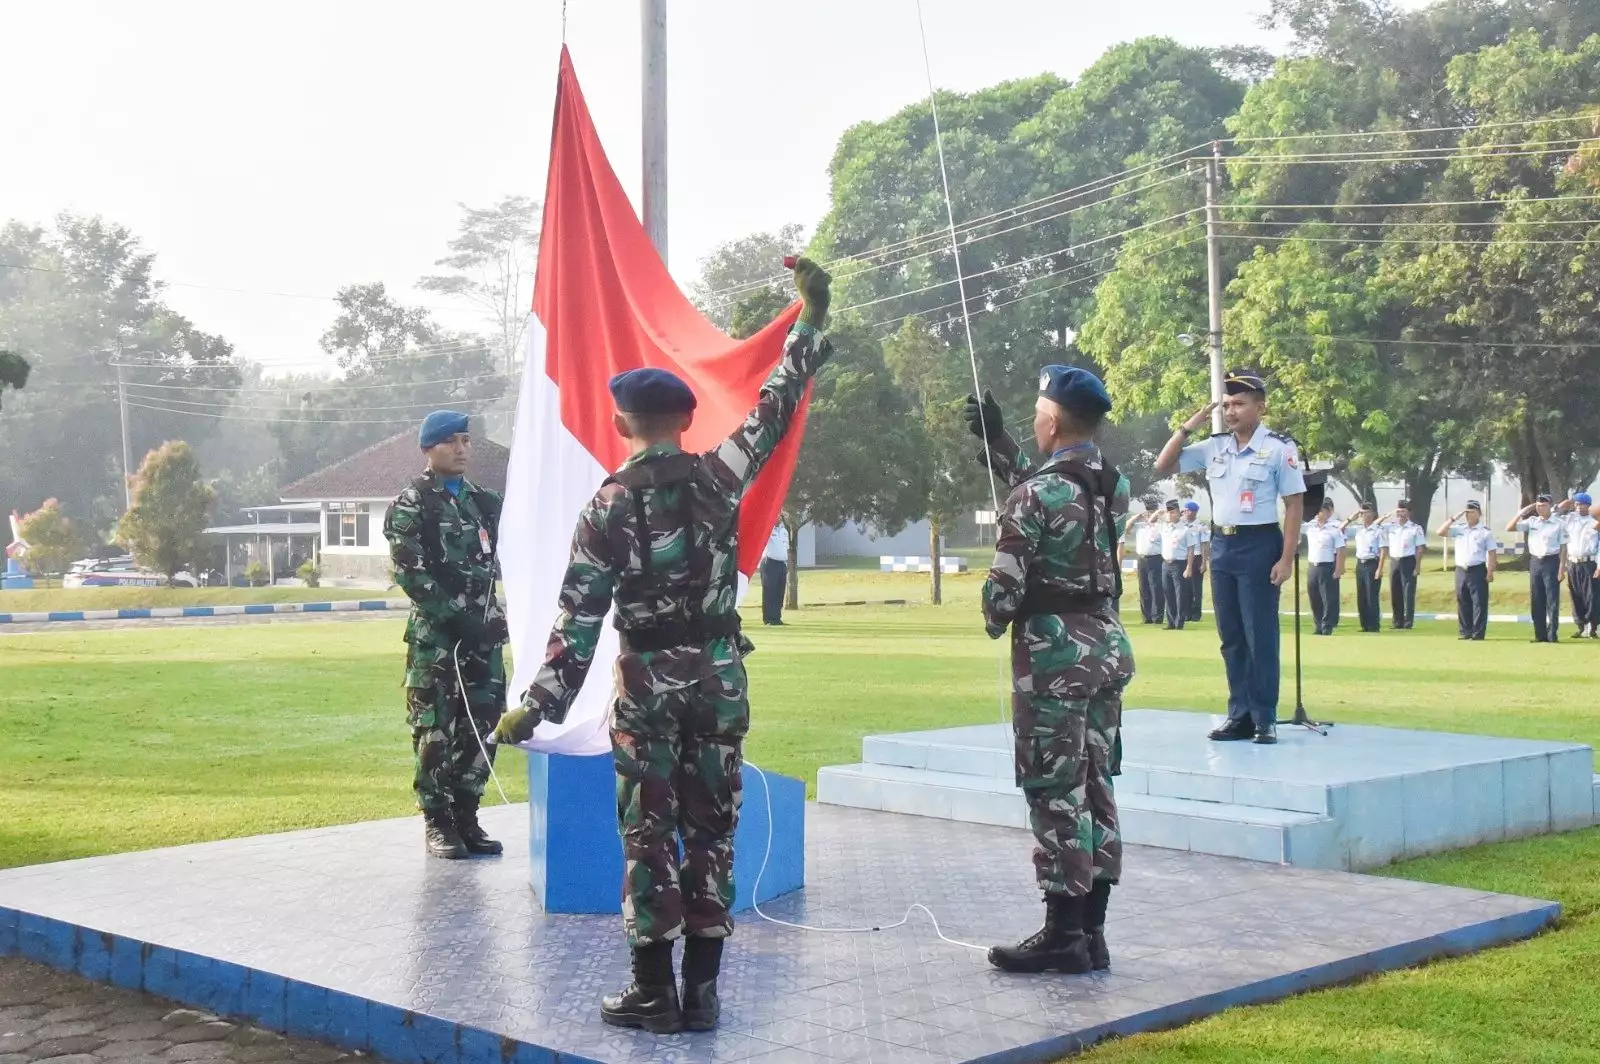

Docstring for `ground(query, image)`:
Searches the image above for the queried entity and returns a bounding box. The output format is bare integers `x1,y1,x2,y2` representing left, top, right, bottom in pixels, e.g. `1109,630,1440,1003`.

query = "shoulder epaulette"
1266,431,1293,443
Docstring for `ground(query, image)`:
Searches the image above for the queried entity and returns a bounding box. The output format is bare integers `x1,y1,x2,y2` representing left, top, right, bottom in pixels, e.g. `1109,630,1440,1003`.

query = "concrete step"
817,762,1343,868
860,725,1335,815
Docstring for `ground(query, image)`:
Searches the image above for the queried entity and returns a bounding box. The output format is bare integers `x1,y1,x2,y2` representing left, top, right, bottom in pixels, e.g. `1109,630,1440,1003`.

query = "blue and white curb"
0,598,409,625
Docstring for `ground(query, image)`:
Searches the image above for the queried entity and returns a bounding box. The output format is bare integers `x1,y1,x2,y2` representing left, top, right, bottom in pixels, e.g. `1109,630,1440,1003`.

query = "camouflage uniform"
512,323,831,947
981,432,1134,897
383,473,508,814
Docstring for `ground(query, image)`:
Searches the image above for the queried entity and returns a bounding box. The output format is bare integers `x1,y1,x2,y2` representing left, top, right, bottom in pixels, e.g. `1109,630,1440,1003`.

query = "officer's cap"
1359,500,1376,513
1164,498,1180,511
1398,499,1412,509
1319,499,1335,512
1536,492,1554,503
609,368,697,415
419,410,469,450
1037,365,1112,415
1143,499,1158,511
1576,492,1593,506
1182,500,1199,513
1223,368,1267,396
1466,500,1482,512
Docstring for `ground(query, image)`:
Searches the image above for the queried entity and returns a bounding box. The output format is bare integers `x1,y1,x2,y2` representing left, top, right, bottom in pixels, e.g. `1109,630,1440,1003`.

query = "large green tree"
116,441,216,580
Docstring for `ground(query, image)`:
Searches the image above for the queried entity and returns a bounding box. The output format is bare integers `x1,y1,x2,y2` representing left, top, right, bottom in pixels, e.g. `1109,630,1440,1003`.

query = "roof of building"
279,431,510,502
203,522,323,536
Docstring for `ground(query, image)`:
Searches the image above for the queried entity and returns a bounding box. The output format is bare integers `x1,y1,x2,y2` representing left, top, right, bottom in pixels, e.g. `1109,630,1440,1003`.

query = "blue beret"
419,410,469,449
1575,492,1592,505
1037,365,1111,414
609,368,697,415
1182,500,1199,512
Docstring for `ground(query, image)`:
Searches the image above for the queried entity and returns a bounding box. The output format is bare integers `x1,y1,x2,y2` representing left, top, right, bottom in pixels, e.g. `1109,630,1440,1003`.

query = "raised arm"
962,390,1034,487
704,259,833,497
1154,403,1217,476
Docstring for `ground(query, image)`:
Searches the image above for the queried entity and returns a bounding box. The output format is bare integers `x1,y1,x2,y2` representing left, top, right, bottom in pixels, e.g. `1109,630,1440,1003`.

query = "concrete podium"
526,751,805,914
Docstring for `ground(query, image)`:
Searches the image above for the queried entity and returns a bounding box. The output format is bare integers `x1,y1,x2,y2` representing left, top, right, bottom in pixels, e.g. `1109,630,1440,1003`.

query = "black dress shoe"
1208,719,1256,741
1253,723,1278,745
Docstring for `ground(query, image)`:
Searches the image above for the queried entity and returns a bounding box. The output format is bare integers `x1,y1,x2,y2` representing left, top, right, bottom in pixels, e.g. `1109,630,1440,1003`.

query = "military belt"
1015,589,1114,621
1212,522,1281,537
617,612,742,653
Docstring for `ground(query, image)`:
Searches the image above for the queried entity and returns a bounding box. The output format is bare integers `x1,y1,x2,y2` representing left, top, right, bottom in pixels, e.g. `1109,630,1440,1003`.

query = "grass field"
3,572,1600,1061
0,584,383,612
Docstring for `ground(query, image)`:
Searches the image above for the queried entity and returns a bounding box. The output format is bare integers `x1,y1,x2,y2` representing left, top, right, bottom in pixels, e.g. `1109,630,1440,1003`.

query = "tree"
116,441,215,581
269,283,506,482
0,350,28,410
690,225,807,331
17,498,80,578
884,318,987,606
0,214,238,530
417,196,541,374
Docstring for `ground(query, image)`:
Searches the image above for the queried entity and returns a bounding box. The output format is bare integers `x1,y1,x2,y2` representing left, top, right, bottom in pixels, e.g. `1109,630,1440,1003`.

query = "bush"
296,560,321,588
243,561,268,587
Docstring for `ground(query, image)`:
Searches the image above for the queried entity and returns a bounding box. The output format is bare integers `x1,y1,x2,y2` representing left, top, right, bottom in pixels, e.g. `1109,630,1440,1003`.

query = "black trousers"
1308,562,1340,633
761,557,787,625
1530,555,1562,641
1455,564,1488,639
1390,555,1418,628
1138,555,1163,622
1186,568,1205,621
1355,557,1382,631
1569,560,1596,632
1162,561,1188,628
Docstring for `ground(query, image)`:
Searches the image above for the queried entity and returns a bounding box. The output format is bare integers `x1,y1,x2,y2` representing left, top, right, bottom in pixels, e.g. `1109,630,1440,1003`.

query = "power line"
1217,233,1600,247
1221,192,1600,211
1227,113,1600,145
128,392,514,414
122,395,513,425
1260,333,1600,352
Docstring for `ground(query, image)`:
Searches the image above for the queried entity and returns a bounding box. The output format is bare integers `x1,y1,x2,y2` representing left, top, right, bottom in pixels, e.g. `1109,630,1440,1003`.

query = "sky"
0,0,1377,375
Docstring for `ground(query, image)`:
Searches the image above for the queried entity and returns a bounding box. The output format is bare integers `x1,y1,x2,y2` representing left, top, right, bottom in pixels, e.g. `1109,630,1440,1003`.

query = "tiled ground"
0,805,1557,1064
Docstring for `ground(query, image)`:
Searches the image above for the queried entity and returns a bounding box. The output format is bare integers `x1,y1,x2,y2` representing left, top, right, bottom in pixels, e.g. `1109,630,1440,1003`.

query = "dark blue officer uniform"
1176,376,1305,735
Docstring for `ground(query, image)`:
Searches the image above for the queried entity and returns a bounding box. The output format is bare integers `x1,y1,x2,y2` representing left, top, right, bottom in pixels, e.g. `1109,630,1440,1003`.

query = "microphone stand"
1280,468,1331,735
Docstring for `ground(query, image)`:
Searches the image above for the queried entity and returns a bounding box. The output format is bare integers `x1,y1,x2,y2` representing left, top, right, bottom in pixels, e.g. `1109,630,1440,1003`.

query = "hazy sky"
3,0,1357,374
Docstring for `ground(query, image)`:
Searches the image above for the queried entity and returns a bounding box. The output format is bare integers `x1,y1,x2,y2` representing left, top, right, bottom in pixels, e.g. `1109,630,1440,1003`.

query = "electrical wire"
119,399,509,424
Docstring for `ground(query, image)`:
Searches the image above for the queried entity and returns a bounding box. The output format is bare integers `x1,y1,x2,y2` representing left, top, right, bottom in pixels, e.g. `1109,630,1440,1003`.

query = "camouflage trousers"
612,660,749,948
405,643,506,813
1012,682,1124,897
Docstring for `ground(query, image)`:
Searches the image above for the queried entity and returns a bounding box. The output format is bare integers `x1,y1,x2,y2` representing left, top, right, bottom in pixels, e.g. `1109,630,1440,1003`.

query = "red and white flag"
500,48,808,755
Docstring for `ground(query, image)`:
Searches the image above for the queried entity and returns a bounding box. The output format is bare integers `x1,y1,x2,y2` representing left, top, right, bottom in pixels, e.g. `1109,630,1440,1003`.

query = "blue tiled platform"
0,804,1559,1063
819,710,1599,870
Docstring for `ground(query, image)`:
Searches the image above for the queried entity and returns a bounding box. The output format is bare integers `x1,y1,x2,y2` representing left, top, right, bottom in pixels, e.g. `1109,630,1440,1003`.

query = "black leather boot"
1084,880,1112,971
987,893,1091,974
452,795,503,856
1208,717,1255,741
422,809,467,860
680,937,723,1031
601,942,682,1033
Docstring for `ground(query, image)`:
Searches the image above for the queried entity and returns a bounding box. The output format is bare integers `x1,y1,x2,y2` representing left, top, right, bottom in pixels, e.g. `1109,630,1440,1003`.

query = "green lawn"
2,579,1599,1061
0,584,385,613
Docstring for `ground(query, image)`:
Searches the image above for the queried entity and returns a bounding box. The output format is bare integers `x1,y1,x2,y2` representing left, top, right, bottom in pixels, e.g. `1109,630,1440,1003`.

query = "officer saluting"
1154,369,1305,745
1437,501,1498,640
1302,499,1346,636
1378,502,1428,629
1158,499,1197,630
1508,493,1567,643
1182,500,1208,622
1559,493,1597,637
1126,501,1164,624
1340,502,1385,633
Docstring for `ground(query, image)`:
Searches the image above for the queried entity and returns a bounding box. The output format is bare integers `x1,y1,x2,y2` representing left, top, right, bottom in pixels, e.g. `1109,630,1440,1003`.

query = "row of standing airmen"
1126,492,1600,642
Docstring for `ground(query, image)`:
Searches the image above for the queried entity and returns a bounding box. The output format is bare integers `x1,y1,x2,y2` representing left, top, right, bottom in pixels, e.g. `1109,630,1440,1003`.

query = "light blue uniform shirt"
1177,425,1307,527
1448,524,1500,567
1517,514,1567,558
1351,523,1385,560
1159,520,1198,562
1563,511,1596,560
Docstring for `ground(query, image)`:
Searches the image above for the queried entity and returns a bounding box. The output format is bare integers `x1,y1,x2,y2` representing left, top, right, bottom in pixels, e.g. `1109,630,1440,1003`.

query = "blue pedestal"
526,751,805,915
1,558,33,590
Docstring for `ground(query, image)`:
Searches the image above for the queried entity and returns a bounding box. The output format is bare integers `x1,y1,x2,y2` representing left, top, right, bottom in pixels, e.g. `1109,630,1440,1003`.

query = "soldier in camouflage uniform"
382,411,509,861
493,260,833,1033
963,367,1134,974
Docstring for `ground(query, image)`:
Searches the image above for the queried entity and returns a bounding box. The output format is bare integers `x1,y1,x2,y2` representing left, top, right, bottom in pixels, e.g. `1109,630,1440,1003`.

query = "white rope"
746,763,986,953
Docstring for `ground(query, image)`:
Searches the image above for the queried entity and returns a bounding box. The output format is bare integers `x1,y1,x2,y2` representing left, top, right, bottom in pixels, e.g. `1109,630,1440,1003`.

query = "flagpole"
641,0,668,260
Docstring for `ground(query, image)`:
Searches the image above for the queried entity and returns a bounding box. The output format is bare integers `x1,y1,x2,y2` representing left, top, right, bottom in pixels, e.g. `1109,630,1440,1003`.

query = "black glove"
963,389,1004,443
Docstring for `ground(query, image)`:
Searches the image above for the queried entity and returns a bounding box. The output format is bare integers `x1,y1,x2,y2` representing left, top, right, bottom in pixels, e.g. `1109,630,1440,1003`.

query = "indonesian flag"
499,47,809,755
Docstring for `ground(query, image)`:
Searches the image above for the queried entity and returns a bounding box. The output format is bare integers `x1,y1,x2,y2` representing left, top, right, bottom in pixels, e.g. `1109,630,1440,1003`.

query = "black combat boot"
987,893,1091,974
1084,880,1112,971
453,795,503,856
680,937,723,1031
601,942,682,1033
422,809,468,860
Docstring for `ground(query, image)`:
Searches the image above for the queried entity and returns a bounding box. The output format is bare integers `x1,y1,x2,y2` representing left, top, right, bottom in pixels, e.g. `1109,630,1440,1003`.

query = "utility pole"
1204,141,1226,435
641,0,668,260
115,340,133,511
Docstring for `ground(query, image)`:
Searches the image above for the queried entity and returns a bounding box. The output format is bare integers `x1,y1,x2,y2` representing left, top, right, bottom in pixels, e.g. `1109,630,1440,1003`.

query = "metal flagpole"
641,0,668,259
